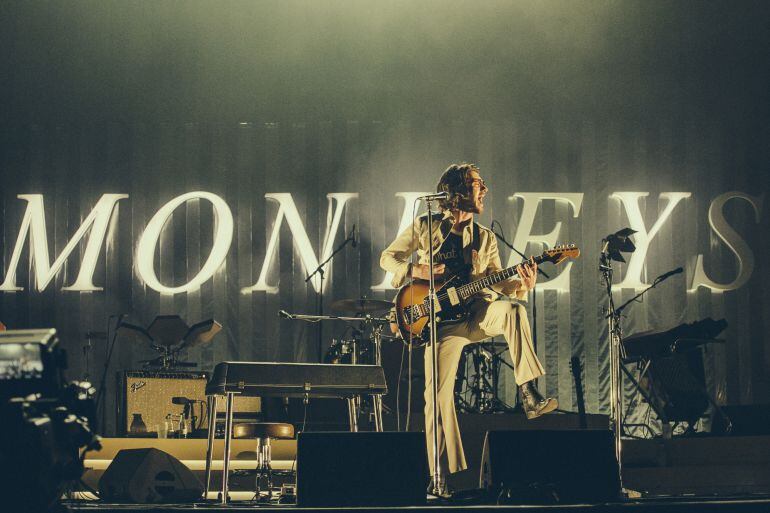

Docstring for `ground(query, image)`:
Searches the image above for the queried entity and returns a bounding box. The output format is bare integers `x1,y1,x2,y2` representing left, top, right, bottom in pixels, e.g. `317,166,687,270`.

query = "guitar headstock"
542,244,581,265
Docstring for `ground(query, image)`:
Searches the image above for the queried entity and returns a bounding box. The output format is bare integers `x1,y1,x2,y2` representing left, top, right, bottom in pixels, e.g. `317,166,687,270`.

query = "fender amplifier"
117,370,261,435
117,371,207,436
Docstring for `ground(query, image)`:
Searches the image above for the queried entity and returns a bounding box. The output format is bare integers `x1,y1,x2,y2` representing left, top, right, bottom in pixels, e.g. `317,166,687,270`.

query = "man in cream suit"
380,163,557,494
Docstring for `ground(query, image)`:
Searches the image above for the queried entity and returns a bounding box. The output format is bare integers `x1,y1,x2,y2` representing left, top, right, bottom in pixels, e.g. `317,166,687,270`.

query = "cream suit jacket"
379,209,527,301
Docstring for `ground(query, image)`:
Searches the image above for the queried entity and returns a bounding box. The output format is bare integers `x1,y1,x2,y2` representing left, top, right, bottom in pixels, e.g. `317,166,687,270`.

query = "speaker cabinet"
98,448,203,503
297,432,428,506
480,430,621,503
117,371,207,435
117,370,260,435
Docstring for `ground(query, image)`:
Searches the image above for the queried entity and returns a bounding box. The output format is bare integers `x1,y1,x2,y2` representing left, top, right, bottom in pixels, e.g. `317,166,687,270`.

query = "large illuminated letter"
371,192,428,291
136,192,234,294
611,192,691,290
507,193,584,291
0,194,128,292
243,192,358,294
689,192,763,292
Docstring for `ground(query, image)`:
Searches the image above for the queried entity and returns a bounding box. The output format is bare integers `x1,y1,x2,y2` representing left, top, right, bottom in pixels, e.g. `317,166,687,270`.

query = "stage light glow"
611,192,690,290
136,191,234,294
507,193,584,292
0,194,128,292
242,192,358,294
689,191,762,292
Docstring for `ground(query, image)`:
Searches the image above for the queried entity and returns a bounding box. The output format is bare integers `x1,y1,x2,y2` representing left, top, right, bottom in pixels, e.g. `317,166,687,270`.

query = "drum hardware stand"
455,341,516,414
306,225,357,363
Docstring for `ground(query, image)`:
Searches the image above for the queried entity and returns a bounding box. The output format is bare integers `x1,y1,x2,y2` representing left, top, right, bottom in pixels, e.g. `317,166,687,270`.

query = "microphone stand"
306,230,356,362
425,199,442,495
601,258,681,496
607,269,682,320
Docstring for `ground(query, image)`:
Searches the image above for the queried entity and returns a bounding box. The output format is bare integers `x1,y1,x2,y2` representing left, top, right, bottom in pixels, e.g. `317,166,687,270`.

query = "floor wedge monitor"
297,431,427,506
99,448,203,503
480,430,621,504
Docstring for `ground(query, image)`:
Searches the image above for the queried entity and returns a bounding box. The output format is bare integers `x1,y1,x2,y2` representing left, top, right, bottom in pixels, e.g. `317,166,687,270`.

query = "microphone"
417,191,450,201
657,267,683,281
172,396,192,405
278,310,293,319
349,224,357,248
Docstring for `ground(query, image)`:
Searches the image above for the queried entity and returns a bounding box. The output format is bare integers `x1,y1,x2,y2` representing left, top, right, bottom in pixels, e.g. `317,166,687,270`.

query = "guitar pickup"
446,287,460,306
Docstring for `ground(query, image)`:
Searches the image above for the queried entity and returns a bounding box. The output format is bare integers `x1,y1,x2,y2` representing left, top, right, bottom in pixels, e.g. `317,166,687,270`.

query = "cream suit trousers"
424,299,545,474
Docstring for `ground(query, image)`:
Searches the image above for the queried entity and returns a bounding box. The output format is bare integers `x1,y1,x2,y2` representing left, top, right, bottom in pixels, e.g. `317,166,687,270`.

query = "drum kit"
280,297,396,367
282,298,514,419
279,297,396,426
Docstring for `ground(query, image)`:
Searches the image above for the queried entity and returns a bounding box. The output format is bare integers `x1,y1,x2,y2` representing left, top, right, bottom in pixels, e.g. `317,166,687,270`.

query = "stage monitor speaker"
98,448,203,503
297,432,427,506
480,430,620,504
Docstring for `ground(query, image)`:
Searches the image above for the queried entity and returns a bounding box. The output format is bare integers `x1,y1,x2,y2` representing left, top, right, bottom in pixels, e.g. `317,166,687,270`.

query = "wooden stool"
232,422,294,501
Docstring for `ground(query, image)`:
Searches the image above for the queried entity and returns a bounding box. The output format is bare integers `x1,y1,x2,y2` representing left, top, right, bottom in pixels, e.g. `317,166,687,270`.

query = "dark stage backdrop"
0,1,768,435
1,117,768,434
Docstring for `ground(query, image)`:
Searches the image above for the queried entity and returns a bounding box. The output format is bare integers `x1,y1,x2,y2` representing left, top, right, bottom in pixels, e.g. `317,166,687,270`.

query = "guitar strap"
472,222,481,253
463,222,482,266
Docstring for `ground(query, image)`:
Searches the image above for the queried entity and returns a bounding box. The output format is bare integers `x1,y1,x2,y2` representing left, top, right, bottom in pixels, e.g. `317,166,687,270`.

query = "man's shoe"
519,380,558,420
426,477,453,499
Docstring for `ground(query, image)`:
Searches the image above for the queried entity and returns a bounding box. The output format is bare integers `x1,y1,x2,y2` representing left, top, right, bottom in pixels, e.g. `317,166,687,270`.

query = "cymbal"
330,298,394,313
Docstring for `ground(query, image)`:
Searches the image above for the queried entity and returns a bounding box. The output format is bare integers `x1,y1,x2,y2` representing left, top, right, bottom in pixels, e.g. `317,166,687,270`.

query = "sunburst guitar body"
392,245,580,346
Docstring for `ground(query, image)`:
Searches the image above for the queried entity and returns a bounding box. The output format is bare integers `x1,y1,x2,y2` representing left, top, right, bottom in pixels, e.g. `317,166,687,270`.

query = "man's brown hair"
436,162,479,211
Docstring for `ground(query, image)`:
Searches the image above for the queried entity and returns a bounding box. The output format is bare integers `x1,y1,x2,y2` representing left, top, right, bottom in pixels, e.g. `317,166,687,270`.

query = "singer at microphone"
379,162,557,481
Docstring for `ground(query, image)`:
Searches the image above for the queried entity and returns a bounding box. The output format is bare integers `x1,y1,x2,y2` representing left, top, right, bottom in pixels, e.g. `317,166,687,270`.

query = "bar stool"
232,422,295,501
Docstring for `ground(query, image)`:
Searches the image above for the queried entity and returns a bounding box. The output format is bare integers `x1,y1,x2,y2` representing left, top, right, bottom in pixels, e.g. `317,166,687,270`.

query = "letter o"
137,192,234,294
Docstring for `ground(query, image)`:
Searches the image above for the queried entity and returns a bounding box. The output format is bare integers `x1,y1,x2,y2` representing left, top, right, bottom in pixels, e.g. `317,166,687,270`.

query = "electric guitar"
392,245,580,346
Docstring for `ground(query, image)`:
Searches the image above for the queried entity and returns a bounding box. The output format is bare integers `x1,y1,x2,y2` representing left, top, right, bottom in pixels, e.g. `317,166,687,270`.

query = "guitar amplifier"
117,370,261,435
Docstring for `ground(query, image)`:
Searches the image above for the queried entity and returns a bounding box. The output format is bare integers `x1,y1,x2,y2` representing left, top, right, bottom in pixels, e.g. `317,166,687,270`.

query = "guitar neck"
456,254,547,299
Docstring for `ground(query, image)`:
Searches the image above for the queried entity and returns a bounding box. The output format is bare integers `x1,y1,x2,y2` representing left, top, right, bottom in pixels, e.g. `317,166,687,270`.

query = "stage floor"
62,495,770,513
65,414,770,512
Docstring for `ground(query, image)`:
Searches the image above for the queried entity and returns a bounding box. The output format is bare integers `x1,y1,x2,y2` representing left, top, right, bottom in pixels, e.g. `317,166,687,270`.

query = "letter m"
0,194,127,292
